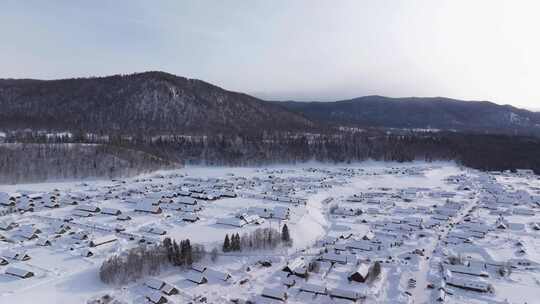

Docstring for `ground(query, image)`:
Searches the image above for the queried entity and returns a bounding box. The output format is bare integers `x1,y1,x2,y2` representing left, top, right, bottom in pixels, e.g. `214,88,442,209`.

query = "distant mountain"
0,71,312,135
279,96,540,136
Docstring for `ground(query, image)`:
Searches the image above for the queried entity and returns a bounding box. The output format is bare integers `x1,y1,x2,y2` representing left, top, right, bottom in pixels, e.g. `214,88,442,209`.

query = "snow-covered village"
4,2,540,304
1,163,539,304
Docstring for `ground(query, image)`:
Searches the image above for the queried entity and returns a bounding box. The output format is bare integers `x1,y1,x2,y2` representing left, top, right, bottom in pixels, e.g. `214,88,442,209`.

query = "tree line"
0,143,178,184
4,129,540,175
142,131,540,173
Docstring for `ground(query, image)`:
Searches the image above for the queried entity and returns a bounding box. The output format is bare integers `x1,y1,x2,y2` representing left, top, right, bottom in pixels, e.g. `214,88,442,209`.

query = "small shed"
283,276,296,288
145,291,168,304
117,214,132,221
37,238,52,246
161,283,178,295
101,208,121,216
348,263,371,283
5,266,34,279
182,214,200,223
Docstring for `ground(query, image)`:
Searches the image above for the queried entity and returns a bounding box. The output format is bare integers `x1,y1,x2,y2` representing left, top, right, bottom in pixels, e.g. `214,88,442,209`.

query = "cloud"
1,0,539,108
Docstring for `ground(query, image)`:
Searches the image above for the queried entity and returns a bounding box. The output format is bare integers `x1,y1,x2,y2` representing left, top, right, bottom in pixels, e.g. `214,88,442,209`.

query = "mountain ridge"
1,71,539,136
278,95,540,135
0,71,313,135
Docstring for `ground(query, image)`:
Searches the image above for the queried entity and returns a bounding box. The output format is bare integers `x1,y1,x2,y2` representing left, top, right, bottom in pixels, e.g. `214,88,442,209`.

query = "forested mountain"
0,72,313,135
279,96,540,136
2,71,540,136
1,71,540,182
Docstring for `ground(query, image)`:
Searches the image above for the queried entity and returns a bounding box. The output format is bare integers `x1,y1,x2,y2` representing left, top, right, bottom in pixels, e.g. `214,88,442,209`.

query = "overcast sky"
2,1,539,109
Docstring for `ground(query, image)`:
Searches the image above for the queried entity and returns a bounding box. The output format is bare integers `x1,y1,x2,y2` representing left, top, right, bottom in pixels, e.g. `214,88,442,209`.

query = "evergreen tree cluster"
163,237,204,266
222,233,241,252
222,225,293,253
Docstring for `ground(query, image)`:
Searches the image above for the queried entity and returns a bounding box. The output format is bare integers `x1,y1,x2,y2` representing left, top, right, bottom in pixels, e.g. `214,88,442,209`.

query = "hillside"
279,96,540,136
0,72,313,135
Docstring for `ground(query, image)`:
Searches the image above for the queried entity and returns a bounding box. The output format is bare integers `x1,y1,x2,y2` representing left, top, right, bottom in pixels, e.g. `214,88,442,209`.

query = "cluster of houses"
1,166,539,304
257,255,373,302
184,263,231,285
142,277,179,304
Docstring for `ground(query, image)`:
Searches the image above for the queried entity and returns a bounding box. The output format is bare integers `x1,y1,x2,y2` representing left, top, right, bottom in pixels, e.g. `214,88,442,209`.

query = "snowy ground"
0,162,539,304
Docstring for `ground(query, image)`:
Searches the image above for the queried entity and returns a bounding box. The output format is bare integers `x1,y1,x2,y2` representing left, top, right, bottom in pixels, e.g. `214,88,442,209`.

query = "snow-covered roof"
328,288,362,300
5,266,34,278
117,214,131,220
353,262,370,275
182,213,200,221
145,291,166,304
262,287,287,301
145,278,165,290
73,210,93,217
183,271,207,284
320,252,348,264
204,268,231,281
76,204,100,212
446,276,491,292
216,217,246,227
176,196,197,205
101,208,121,215
135,202,161,213
161,283,177,295
445,264,489,277
192,263,206,272
89,235,117,247
300,283,327,295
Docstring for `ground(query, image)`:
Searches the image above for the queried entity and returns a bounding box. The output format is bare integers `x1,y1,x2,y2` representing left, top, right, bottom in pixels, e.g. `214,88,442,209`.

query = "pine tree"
234,233,241,251
281,224,292,246
230,234,236,251
184,239,193,265
163,237,173,262
172,240,181,265
223,234,230,252
267,229,273,248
